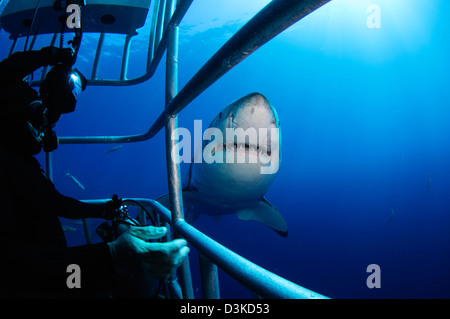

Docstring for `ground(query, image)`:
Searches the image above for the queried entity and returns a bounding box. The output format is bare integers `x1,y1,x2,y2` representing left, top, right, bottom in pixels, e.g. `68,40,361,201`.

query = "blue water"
1,0,450,298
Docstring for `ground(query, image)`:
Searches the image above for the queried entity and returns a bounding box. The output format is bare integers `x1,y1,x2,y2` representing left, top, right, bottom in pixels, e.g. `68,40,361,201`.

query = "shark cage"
0,0,331,299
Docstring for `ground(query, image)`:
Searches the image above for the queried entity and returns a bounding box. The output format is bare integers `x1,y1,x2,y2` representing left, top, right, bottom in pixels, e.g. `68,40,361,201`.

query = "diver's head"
23,65,87,155
39,64,87,123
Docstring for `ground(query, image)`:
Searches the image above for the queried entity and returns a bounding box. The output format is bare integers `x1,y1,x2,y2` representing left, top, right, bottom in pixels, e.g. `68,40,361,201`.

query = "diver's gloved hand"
102,194,122,220
40,46,74,66
107,226,190,279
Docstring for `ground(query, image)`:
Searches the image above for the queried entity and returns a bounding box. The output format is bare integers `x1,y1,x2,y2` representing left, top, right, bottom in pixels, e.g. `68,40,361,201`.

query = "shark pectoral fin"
237,198,288,237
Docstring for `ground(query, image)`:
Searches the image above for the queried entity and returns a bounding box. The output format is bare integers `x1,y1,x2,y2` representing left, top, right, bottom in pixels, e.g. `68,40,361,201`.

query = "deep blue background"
1,0,449,298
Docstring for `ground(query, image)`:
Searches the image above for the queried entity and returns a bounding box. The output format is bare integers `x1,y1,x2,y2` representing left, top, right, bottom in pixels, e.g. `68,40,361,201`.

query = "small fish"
62,225,77,232
60,218,84,225
427,176,432,192
105,145,123,155
65,169,86,190
386,208,395,224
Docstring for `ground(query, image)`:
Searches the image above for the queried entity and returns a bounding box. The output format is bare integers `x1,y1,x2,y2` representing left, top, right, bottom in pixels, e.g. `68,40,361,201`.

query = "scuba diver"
0,47,189,298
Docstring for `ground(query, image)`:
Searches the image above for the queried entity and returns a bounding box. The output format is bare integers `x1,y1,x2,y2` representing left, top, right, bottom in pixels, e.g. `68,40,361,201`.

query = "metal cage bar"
39,0,332,299
82,198,329,299
164,0,194,299
91,32,105,80
120,34,133,81
155,0,167,48
12,0,189,87
199,254,220,299
58,0,330,145
147,0,161,70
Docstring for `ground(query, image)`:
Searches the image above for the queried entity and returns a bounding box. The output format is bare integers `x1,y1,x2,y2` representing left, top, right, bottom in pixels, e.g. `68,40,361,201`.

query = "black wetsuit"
0,51,116,298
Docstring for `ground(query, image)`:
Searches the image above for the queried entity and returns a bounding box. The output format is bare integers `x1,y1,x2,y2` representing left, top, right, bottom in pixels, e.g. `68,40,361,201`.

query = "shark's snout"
216,93,278,160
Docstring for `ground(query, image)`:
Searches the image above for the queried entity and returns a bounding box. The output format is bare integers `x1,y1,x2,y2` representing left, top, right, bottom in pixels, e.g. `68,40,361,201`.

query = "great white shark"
158,93,288,237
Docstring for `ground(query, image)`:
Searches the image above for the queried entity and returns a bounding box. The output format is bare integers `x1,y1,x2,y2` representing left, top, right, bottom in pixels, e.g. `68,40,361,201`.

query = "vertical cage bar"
199,254,220,299
164,0,194,299
154,0,166,49
164,1,182,231
8,38,17,57
147,0,161,70
27,35,37,51
91,32,105,80
137,206,147,225
45,152,53,181
161,220,170,298
154,206,161,227
120,34,132,81
164,117,183,221
163,0,172,30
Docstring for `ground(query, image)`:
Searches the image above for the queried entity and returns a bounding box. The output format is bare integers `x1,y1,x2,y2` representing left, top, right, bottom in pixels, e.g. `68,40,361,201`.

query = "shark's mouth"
211,142,271,157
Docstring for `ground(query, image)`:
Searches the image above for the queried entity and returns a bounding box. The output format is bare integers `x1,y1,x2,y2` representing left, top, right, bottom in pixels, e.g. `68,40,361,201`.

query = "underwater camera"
39,64,87,118
95,199,157,243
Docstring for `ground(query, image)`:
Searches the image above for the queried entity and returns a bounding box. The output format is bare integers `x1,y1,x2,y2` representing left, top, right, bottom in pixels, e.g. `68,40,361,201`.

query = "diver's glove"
102,194,122,220
40,46,74,66
107,226,190,279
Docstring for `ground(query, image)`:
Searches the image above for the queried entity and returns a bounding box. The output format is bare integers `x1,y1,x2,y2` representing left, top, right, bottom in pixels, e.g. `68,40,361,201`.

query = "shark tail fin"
237,197,288,237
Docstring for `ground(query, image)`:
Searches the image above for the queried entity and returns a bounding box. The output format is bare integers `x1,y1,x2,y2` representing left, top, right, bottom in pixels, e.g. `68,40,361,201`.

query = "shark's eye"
218,112,222,119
